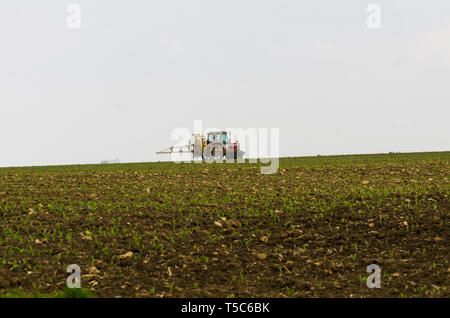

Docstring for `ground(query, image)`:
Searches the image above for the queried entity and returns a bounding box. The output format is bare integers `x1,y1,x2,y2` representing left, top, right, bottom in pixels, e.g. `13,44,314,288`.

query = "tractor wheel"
204,142,223,161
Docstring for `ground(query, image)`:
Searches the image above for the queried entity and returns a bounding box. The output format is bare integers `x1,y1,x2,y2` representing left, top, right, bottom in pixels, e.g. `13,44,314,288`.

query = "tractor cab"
157,129,244,160
207,131,228,145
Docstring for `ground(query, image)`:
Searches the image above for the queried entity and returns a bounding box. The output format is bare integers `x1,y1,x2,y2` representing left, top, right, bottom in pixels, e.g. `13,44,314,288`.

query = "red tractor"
157,130,245,160
203,131,245,160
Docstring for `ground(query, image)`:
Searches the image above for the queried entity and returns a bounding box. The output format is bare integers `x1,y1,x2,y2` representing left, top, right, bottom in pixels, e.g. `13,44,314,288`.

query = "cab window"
222,133,227,144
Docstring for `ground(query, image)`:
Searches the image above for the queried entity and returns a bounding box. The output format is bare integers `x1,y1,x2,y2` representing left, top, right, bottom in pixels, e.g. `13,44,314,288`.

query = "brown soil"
0,153,448,297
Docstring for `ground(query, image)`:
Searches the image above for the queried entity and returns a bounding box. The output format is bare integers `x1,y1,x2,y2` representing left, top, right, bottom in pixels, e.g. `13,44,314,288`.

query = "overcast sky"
0,0,449,167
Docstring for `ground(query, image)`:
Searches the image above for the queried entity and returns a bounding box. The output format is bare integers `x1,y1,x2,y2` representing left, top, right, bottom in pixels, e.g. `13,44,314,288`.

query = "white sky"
1,0,449,167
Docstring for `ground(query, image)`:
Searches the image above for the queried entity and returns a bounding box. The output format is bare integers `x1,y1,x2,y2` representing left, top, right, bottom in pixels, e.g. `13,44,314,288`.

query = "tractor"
157,130,245,160
203,131,245,160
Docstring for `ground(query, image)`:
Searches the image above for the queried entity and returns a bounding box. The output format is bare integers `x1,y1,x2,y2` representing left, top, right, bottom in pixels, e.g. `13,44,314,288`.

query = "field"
0,152,448,298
